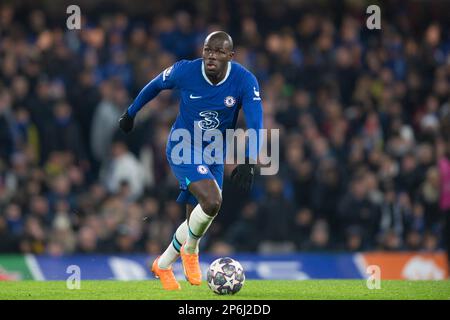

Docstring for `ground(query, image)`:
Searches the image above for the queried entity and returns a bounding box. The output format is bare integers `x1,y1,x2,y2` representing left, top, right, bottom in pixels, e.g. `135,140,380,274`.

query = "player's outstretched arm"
118,76,166,133
119,61,184,133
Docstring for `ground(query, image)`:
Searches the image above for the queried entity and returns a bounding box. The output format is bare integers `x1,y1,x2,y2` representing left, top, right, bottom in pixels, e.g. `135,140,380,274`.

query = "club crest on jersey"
197,165,209,174
224,96,236,108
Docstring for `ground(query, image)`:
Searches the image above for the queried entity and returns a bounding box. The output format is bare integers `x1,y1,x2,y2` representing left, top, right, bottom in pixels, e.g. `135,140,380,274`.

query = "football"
207,257,245,295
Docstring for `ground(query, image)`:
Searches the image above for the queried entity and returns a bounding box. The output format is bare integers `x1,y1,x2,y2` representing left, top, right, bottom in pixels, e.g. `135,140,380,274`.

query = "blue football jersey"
127,58,263,162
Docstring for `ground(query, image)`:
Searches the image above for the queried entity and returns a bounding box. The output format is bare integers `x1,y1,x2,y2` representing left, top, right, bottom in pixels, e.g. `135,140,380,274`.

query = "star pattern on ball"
211,261,224,274
208,275,222,293
223,272,238,290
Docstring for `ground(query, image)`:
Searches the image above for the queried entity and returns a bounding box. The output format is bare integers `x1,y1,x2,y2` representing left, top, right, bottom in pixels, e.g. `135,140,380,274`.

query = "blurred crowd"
0,0,449,257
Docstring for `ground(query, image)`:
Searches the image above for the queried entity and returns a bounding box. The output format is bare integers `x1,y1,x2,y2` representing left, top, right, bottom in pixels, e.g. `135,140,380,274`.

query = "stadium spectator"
224,202,260,252
0,90,15,162
90,80,122,162
258,176,296,253
292,207,314,250
99,140,145,201
438,127,450,264
41,101,87,164
303,219,331,252
0,215,20,253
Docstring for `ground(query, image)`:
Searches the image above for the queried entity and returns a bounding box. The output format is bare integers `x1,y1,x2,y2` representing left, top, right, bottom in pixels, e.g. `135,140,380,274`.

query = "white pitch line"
25,254,45,281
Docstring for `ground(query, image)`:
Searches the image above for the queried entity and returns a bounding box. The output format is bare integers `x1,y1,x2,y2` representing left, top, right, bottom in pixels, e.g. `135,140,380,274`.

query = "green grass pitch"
0,280,449,300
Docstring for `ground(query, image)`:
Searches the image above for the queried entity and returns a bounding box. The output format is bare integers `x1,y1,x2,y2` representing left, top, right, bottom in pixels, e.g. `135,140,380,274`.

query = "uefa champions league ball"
207,257,245,295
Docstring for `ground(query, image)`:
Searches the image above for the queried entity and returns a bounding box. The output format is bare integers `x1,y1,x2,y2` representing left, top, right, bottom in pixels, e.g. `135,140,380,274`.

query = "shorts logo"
197,165,208,174
224,96,236,108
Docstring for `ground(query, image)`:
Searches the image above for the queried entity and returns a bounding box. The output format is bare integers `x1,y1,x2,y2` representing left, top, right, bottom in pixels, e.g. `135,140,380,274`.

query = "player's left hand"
231,162,255,193
119,110,134,133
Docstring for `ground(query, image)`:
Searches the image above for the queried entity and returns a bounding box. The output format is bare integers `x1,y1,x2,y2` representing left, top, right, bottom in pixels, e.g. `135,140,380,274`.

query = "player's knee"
200,195,222,217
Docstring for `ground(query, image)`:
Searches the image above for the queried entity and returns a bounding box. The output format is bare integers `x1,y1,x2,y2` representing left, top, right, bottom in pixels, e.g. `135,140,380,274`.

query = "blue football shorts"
166,157,224,206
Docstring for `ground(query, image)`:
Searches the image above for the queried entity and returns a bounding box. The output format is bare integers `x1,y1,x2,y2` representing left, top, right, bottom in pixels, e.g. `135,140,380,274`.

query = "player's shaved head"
204,31,233,51
202,31,234,83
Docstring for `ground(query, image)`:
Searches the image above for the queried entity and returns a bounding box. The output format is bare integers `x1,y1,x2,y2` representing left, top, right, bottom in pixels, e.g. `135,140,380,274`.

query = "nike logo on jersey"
190,94,202,99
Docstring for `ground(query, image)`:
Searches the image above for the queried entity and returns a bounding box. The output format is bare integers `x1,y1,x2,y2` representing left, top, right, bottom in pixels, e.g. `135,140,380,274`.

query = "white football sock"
184,204,215,254
158,220,188,269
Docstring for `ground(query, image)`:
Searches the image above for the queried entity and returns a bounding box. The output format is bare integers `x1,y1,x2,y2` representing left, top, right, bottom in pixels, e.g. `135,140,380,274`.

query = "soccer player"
119,31,263,290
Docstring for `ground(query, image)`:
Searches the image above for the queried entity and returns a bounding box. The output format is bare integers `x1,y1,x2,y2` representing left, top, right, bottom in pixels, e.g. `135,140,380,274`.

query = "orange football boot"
180,245,202,285
151,257,181,290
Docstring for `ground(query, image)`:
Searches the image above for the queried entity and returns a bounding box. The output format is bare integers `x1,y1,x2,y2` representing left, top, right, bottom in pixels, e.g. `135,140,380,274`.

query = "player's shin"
184,204,216,254
158,220,188,269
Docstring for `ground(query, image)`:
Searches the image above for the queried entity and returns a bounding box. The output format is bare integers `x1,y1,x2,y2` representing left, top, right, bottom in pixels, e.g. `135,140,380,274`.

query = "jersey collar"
202,61,231,86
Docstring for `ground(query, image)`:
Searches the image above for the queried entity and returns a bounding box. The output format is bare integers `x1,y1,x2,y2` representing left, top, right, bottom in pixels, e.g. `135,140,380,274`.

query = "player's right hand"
119,110,134,133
